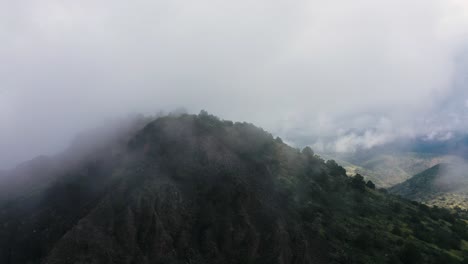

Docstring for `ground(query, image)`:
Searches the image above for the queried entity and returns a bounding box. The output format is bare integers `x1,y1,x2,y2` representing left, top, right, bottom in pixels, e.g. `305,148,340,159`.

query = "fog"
1,0,468,168
437,162,468,191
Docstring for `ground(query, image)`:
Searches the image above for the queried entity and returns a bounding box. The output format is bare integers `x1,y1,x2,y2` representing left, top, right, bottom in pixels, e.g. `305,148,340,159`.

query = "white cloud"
1,0,468,167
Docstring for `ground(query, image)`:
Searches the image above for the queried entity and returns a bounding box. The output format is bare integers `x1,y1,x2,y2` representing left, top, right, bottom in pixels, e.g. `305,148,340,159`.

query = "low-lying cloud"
1,0,468,167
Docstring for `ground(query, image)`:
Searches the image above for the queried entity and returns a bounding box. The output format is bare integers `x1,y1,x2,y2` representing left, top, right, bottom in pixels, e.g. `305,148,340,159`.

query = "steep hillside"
390,164,468,210
0,113,467,264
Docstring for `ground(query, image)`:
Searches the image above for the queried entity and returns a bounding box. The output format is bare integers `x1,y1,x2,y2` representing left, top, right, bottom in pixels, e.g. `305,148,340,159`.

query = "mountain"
389,164,468,210
0,112,467,263
319,133,468,189
320,152,462,188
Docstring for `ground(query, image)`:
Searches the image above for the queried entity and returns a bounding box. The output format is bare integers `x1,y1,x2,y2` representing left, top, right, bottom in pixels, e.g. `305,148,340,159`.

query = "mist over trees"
0,112,466,263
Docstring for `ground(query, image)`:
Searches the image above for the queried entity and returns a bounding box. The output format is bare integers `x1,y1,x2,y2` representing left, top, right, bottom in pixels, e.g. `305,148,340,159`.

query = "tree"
301,146,314,158
366,180,375,189
199,109,209,117
326,160,347,176
350,174,366,192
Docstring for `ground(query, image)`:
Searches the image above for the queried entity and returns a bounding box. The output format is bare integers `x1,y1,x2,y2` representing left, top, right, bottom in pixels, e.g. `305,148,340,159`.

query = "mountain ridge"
0,112,467,263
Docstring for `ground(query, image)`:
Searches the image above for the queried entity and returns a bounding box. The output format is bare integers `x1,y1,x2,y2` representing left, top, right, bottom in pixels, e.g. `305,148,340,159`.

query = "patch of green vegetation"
277,148,468,262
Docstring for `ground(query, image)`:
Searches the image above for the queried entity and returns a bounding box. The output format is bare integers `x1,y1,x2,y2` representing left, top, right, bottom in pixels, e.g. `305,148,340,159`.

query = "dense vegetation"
0,112,467,263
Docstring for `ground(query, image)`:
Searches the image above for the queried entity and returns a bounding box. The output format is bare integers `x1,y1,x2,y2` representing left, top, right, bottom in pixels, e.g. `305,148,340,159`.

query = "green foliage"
128,114,468,263
2,113,468,264
391,202,402,213
366,180,376,189
326,159,347,176
399,243,422,264
301,146,314,158
350,174,366,192
391,225,402,236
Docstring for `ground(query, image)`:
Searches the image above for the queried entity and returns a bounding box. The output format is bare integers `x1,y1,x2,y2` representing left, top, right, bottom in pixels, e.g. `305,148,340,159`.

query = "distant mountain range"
319,132,468,187
320,135,468,210
390,164,468,210
320,151,463,188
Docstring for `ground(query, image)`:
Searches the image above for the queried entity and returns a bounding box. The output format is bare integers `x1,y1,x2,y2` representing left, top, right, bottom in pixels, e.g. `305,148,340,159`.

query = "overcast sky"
1,0,468,168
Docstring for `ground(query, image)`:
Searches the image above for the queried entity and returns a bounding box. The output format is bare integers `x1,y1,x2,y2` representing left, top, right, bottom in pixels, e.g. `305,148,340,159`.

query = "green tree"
326,159,346,176
350,174,366,192
366,180,376,189
301,146,314,158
